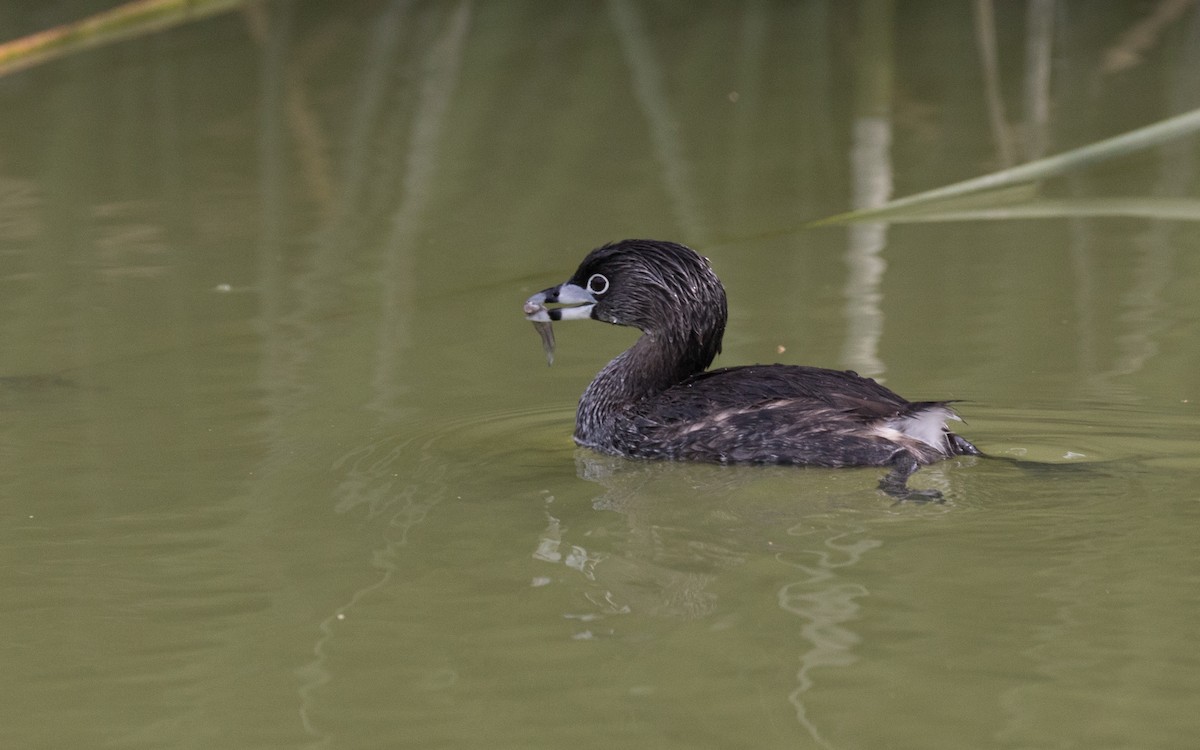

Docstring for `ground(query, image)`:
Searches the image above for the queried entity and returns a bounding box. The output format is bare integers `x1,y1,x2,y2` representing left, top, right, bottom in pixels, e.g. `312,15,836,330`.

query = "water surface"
2,2,1199,748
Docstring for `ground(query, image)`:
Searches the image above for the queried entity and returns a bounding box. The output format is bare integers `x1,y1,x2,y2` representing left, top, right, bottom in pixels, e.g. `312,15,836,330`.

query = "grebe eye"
586,273,609,295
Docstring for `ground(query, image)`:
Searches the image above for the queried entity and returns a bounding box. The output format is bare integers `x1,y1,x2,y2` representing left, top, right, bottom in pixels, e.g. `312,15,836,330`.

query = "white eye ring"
586,273,609,295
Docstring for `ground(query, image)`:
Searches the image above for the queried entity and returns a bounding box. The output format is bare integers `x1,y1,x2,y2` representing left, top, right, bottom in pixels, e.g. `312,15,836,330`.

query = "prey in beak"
523,282,595,366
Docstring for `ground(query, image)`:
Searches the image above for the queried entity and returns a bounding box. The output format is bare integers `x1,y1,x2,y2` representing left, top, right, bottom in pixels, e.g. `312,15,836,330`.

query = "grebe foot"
877,453,944,503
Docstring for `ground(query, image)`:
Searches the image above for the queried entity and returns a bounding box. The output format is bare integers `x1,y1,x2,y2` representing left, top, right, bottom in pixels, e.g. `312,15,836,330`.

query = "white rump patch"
884,406,959,452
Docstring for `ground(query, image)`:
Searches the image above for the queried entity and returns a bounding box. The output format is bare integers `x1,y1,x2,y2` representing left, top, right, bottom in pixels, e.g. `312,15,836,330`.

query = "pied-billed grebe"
523,240,980,498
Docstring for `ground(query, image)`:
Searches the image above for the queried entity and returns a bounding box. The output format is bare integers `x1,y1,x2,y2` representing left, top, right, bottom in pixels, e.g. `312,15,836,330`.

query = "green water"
2,2,1199,748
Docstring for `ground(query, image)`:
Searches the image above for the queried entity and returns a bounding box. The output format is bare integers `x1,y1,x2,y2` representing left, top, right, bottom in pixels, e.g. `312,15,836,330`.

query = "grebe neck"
574,328,716,448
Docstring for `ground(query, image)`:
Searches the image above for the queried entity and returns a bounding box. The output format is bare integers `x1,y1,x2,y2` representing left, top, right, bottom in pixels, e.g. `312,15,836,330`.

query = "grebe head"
524,240,728,368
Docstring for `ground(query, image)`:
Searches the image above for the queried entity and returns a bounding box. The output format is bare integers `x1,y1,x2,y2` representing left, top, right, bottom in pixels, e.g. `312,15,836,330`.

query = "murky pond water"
2,2,1200,748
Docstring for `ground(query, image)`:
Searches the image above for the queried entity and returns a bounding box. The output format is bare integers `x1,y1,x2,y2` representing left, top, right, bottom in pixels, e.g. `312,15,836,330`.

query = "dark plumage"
523,239,980,498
